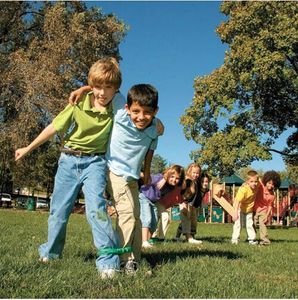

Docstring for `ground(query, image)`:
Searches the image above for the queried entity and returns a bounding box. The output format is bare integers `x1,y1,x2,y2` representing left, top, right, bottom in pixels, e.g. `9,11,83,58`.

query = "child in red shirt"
253,170,281,245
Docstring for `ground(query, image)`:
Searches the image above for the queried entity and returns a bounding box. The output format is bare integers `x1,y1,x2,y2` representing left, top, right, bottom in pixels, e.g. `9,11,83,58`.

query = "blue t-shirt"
112,92,127,113
106,108,159,181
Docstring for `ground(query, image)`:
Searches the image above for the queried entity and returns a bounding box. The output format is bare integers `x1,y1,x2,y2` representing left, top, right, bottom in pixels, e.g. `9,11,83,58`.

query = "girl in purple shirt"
139,165,185,248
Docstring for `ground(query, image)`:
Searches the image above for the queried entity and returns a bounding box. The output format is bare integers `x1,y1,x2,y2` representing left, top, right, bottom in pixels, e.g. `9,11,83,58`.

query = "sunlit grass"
0,209,297,298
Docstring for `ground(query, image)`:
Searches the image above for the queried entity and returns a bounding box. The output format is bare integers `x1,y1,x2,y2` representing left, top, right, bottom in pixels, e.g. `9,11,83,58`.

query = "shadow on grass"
270,238,298,243
82,246,244,266
188,236,231,243
142,248,244,268
198,235,298,244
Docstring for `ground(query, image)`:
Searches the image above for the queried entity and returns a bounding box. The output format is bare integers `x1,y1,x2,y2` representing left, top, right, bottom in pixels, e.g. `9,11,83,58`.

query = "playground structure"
210,177,298,226
271,179,298,226
209,174,244,224
172,175,298,226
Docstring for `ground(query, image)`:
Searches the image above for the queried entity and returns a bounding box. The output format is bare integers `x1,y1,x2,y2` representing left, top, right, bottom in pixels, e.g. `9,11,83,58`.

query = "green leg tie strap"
97,246,132,256
148,237,159,244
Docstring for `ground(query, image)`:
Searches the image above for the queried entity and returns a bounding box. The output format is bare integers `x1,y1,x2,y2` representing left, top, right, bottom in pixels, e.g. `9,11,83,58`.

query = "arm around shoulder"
69,85,92,105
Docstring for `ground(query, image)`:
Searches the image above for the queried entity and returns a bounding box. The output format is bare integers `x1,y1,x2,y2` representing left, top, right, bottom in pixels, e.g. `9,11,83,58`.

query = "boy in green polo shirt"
15,57,125,279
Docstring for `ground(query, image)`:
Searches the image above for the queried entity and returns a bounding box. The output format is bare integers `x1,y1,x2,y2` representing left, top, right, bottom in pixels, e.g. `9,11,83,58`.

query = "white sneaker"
142,241,153,248
100,268,117,279
248,240,258,245
39,257,50,264
231,240,238,245
188,238,203,244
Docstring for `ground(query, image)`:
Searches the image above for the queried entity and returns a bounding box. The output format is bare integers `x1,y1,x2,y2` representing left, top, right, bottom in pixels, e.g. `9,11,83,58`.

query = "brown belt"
61,148,104,157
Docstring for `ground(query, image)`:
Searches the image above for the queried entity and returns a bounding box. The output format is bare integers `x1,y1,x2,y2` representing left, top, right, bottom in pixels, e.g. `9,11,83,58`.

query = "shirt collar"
82,92,112,114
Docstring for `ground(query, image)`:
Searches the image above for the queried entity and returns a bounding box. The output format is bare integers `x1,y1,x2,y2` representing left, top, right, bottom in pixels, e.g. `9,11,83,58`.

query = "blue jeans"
139,193,158,233
39,153,120,271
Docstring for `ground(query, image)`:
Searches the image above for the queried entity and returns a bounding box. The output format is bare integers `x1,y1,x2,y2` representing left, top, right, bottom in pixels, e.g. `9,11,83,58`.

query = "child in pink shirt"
253,170,281,245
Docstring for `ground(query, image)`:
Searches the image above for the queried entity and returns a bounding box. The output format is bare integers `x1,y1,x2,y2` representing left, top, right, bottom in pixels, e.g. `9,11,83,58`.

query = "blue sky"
87,1,288,172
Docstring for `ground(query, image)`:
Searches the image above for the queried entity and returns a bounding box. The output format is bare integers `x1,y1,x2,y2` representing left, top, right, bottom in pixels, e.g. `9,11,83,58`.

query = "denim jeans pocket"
58,152,68,166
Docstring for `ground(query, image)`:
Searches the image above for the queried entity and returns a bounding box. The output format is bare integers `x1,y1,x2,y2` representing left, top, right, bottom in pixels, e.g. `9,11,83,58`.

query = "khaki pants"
152,202,170,239
176,204,199,238
107,171,141,263
179,204,198,235
231,211,256,242
254,210,270,243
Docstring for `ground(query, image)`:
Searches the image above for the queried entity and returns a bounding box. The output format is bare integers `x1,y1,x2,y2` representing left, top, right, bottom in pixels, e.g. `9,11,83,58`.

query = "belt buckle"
76,150,84,157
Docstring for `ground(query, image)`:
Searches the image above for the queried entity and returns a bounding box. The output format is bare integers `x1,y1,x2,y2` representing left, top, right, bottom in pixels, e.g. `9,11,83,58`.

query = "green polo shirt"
52,92,113,154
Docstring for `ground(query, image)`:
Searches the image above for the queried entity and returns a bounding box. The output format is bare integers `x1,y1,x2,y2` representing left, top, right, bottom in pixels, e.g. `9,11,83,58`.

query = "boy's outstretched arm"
143,149,154,185
15,124,57,161
69,85,92,105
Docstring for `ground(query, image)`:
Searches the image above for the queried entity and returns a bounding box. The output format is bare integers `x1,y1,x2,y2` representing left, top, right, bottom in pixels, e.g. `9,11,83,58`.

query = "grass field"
1,209,297,298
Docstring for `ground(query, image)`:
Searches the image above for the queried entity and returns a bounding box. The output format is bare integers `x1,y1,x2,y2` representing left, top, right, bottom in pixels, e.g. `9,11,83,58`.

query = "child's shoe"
142,241,153,248
248,240,258,245
121,259,138,275
100,268,117,279
259,240,270,246
39,257,50,264
188,238,203,244
231,240,238,245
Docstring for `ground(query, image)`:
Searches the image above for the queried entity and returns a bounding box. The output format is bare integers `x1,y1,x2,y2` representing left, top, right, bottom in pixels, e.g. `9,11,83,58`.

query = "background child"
254,170,281,245
151,209,171,241
231,170,259,245
139,165,185,248
15,57,124,279
70,83,163,274
175,163,201,243
191,173,210,237
176,167,210,244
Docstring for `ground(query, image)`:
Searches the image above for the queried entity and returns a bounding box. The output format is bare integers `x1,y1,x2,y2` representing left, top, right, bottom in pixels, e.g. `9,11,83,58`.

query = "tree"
180,2,298,176
286,164,298,184
0,1,127,191
150,154,167,174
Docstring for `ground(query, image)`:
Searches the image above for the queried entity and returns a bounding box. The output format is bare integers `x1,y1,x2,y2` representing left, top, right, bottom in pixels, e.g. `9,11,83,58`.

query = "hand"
157,178,166,190
156,119,164,136
180,202,188,210
69,86,88,105
15,147,30,161
232,212,239,222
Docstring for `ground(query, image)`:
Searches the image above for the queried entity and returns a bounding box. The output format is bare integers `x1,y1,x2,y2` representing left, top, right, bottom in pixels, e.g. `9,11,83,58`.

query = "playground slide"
213,194,235,217
212,184,235,217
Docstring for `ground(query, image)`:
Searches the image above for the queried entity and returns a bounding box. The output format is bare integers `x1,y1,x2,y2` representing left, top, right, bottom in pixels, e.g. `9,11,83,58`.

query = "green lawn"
0,209,297,298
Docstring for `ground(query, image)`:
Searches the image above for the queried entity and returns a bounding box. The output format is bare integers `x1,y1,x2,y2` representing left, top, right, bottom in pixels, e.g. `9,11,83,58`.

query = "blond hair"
245,169,258,181
163,164,185,187
88,57,122,89
185,162,201,179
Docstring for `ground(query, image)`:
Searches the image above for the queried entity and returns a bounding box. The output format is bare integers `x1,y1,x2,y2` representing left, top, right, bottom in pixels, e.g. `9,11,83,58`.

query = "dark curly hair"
262,171,281,188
